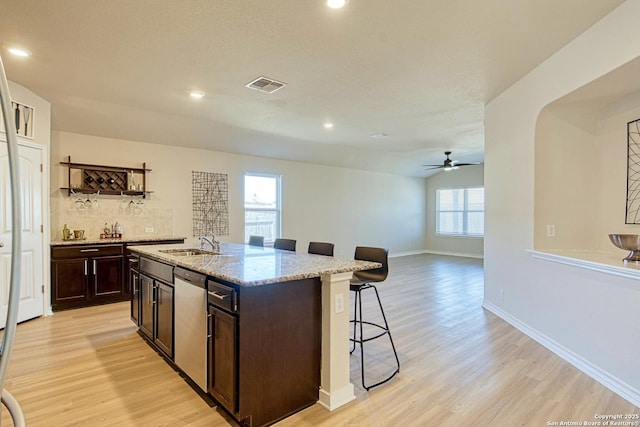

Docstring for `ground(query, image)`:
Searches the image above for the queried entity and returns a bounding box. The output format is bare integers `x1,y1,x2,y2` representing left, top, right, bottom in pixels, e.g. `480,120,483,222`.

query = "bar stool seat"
350,246,400,391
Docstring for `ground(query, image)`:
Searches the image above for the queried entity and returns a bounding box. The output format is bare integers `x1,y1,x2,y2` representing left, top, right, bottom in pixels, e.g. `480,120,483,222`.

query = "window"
244,174,281,245
436,187,484,237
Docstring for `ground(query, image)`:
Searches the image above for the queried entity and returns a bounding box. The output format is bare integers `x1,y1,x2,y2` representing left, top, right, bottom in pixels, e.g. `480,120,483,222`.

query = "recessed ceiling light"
323,122,334,129
190,91,205,99
8,47,30,57
327,0,349,9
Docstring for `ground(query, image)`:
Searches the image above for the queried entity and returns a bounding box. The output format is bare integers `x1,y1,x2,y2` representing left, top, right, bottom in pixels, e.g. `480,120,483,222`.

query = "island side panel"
237,278,321,427
318,271,356,410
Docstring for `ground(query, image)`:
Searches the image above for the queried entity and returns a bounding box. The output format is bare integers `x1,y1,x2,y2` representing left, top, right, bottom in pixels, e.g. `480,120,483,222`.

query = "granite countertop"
51,236,187,246
129,242,380,287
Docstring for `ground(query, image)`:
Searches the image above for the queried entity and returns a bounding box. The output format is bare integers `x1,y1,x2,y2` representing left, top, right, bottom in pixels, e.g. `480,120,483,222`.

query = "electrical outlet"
145,227,154,233
335,293,344,313
546,224,556,238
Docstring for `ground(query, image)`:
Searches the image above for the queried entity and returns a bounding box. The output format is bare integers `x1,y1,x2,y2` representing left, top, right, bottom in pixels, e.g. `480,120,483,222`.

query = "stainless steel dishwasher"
174,266,208,391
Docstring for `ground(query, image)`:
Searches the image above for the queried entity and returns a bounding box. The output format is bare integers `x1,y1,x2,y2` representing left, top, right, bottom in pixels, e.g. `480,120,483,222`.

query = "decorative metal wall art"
192,171,229,236
626,119,640,223
0,101,34,138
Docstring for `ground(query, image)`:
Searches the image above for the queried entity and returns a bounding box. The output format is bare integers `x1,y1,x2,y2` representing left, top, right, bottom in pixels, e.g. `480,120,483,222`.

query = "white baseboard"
389,249,428,258
389,249,484,259
483,300,640,407
424,249,484,259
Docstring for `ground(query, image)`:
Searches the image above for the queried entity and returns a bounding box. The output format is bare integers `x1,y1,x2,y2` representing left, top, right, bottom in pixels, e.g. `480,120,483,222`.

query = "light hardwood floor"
1,254,638,426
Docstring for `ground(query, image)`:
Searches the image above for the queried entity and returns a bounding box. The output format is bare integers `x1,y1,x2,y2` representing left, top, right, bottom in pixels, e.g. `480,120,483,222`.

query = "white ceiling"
0,0,626,177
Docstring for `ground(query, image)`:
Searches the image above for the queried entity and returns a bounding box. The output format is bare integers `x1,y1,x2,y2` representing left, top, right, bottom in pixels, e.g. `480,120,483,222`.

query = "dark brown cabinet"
124,239,184,301
51,238,184,313
130,263,140,325
208,305,237,411
155,282,174,357
139,274,154,338
138,257,174,359
51,258,88,303
206,276,321,427
93,255,124,297
51,244,124,310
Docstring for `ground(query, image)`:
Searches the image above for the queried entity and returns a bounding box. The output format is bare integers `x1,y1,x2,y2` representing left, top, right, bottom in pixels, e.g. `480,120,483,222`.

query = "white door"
0,142,43,328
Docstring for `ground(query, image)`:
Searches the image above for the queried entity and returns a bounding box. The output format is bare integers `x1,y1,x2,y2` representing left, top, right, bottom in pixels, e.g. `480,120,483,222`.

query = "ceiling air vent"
245,76,287,94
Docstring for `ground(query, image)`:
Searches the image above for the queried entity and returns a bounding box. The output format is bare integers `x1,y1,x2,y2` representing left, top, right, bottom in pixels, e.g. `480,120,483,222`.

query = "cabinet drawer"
207,280,237,313
52,244,124,259
139,257,174,283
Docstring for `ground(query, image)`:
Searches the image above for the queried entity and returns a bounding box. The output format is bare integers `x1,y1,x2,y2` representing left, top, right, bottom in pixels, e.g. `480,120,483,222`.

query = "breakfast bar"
128,242,379,426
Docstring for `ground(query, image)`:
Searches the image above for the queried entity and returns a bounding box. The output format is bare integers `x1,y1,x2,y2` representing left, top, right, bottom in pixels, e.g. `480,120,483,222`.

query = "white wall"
535,92,640,252
50,131,426,257
595,97,640,250
425,164,484,258
485,0,640,405
534,108,600,249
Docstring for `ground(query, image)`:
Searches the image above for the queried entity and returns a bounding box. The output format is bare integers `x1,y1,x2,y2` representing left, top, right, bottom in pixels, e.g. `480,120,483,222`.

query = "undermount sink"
608,234,640,262
159,248,220,256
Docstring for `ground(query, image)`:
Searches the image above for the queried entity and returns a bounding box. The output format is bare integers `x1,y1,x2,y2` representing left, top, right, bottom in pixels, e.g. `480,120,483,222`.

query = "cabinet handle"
84,259,88,276
80,249,99,253
148,282,153,304
132,274,138,295
208,291,227,300
93,259,97,274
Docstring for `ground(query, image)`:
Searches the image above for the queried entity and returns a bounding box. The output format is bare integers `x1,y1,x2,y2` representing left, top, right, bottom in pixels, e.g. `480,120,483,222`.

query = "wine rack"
60,156,152,197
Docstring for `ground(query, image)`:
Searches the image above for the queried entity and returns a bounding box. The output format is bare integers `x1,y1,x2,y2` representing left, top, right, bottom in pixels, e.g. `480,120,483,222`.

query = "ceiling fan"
423,151,479,171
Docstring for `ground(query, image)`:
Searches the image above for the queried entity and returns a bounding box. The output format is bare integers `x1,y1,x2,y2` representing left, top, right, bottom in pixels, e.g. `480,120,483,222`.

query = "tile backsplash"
51,196,173,241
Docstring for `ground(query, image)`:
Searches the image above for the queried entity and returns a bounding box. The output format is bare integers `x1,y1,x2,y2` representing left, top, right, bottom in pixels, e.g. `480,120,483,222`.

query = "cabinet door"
208,305,237,411
155,281,174,358
51,258,89,307
130,268,140,325
92,255,124,298
139,274,154,339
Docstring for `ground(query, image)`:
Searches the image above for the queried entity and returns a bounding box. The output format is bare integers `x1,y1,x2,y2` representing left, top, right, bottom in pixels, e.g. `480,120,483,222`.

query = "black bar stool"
350,246,400,390
274,238,296,251
248,235,264,247
308,241,334,256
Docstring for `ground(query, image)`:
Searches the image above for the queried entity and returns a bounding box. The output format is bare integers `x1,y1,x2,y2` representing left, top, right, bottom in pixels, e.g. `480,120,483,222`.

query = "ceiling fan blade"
423,165,444,170
454,163,480,167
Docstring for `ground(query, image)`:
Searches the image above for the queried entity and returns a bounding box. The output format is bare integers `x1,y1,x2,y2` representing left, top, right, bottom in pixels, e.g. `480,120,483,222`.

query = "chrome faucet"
200,233,220,252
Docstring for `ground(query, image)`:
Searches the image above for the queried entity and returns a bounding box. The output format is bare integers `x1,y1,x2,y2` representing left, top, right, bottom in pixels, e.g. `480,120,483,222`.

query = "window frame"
435,186,484,237
243,173,282,245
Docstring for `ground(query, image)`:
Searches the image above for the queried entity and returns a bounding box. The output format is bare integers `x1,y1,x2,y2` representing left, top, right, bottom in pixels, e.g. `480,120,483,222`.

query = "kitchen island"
128,242,379,427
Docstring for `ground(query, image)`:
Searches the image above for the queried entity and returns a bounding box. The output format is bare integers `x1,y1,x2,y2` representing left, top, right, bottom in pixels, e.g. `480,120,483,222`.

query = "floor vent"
245,76,287,94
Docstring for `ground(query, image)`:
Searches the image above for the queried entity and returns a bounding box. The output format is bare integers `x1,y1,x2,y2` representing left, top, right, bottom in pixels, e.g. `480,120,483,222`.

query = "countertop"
50,236,186,246
129,242,381,286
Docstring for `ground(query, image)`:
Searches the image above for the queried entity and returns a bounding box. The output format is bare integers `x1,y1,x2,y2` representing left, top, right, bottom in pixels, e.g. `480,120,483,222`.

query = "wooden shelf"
60,188,154,196
60,156,152,198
